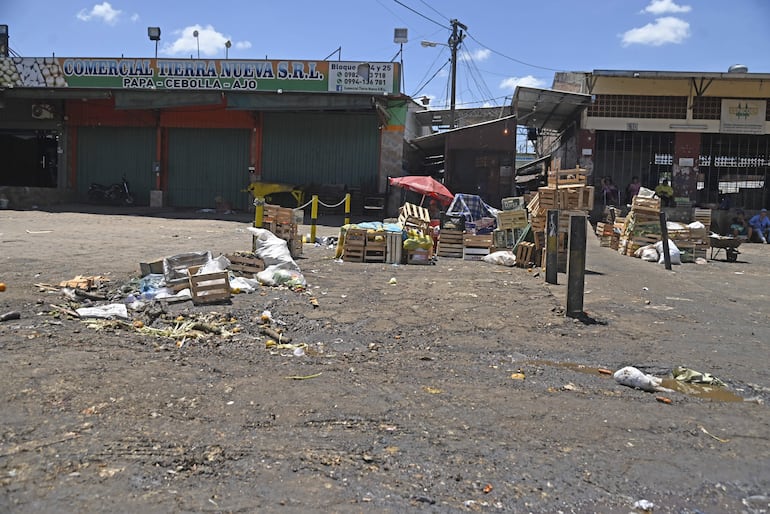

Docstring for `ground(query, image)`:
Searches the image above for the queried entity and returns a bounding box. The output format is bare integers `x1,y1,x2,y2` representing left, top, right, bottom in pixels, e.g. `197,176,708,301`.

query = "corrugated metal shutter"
167,128,251,209
76,127,156,202
261,112,379,187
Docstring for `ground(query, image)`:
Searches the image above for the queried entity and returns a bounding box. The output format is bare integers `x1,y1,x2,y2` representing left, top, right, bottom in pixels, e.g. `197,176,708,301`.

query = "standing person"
655,179,674,207
626,176,642,204
748,208,770,243
601,177,619,206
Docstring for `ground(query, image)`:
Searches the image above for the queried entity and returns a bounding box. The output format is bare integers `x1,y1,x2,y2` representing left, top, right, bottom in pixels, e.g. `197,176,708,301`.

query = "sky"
3,0,770,110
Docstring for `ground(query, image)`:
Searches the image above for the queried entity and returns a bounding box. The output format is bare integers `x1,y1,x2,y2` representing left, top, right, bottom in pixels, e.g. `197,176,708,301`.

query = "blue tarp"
446,194,499,222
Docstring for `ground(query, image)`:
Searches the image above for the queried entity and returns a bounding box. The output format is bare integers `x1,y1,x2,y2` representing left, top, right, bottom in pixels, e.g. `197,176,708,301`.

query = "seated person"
748,208,770,244
730,210,749,238
655,179,674,207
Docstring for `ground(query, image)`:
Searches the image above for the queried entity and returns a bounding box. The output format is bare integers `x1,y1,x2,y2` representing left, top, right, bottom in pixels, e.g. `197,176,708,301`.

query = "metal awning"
512,87,592,133
409,116,512,153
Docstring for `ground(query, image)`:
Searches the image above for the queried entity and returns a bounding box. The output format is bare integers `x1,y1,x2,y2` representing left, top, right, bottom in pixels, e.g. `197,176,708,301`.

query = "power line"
417,0,450,23
392,0,448,30
465,32,564,73
410,59,450,97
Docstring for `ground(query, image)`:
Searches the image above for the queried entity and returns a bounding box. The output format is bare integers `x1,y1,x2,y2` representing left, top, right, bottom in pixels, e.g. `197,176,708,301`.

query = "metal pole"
545,209,559,284
252,196,265,252
566,214,587,317
659,211,672,270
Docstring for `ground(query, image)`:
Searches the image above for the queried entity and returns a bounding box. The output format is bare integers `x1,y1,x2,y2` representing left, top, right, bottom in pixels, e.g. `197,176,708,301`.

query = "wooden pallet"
385,232,403,264
188,268,231,305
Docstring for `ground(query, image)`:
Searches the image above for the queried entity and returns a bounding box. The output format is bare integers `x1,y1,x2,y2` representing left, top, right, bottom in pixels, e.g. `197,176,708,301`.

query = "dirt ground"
1,205,769,513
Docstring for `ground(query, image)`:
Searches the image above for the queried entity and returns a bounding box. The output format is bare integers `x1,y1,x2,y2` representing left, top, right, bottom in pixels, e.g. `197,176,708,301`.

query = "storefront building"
552,69,770,212
0,56,405,210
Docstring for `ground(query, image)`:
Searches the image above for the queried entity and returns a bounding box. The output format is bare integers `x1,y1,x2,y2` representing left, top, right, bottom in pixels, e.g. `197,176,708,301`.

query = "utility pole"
448,19,466,130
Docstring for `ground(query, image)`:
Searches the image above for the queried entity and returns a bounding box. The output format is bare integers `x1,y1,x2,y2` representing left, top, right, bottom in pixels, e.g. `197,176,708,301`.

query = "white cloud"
163,24,247,58
621,16,690,46
130,13,139,22
499,75,546,91
76,2,122,25
460,48,491,63
641,0,692,15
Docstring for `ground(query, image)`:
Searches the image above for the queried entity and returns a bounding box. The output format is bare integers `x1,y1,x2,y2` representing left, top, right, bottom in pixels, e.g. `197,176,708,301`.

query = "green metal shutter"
261,112,379,187
167,128,251,209
76,127,156,202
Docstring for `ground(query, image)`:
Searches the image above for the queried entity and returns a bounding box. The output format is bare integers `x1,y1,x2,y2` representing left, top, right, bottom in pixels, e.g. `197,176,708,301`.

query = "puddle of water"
527,360,745,402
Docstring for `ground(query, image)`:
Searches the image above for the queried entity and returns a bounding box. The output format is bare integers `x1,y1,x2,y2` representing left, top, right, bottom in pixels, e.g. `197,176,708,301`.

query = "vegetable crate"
226,253,265,277
188,267,231,305
342,228,366,262
462,234,492,261
437,229,464,258
364,231,387,263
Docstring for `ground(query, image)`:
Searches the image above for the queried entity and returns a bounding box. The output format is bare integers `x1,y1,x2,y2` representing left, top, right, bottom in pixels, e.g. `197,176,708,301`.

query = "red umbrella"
388,175,454,206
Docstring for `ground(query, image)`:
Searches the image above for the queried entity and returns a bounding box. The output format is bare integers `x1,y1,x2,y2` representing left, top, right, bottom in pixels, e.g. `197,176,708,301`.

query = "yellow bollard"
310,194,319,243
344,193,351,226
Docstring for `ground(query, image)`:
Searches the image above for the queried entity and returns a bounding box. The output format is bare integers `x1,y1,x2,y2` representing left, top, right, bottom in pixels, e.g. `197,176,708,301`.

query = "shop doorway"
0,130,59,187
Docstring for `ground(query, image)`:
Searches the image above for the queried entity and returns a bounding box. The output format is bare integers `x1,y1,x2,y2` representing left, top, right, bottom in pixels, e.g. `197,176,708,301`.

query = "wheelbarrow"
709,234,743,262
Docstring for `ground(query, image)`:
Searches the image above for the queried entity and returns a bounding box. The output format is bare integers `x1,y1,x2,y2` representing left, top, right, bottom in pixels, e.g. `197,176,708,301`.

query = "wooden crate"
226,253,265,276
263,204,295,224
693,208,712,229
515,242,536,267
501,196,525,211
437,229,464,258
547,168,587,186
407,247,433,265
385,232,403,264
632,196,661,213
188,267,231,305
462,234,492,261
398,202,430,232
496,209,528,230
342,228,366,262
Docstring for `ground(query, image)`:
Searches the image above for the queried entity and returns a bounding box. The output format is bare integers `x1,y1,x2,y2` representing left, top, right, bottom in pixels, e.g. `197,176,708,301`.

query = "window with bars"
587,95,688,119
692,97,721,120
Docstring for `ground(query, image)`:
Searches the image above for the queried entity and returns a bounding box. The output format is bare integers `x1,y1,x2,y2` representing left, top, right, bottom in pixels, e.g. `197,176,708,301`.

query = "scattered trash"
422,386,442,394
482,250,516,267
389,277,397,285
598,368,613,375
510,372,525,380
75,304,129,319
699,425,729,443
655,396,672,404
285,373,322,380
292,347,305,357
482,484,493,494
633,499,655,512
0,282,5,292
672,366,726,386
0,311,21,322
614,366,673,393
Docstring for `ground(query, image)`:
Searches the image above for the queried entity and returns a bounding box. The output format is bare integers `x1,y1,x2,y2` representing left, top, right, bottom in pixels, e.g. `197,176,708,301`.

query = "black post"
659,211,671,270
546,209,559,284
448,19,466,129
566,215,587,317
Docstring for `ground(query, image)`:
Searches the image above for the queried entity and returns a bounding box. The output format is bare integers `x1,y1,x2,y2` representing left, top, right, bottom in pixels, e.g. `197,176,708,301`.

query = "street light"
225,40,231,60
193,30,200,59
147,26,161,59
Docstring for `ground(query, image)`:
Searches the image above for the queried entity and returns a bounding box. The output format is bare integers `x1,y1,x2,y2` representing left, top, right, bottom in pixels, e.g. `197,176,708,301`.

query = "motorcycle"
88,175,134,205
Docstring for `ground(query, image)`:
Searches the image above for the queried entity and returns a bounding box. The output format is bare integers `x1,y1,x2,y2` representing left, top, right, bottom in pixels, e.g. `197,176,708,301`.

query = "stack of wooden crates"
262,204,303,259
526,168,594,269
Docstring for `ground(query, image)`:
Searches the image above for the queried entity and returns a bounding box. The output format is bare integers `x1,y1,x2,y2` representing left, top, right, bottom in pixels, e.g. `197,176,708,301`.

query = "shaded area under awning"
226,93,375,111
512,87,591,132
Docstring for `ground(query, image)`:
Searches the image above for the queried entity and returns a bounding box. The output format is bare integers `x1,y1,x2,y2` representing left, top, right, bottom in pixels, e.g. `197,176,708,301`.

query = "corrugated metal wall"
167,128,251,209
76,127,156,200
261,112,379,187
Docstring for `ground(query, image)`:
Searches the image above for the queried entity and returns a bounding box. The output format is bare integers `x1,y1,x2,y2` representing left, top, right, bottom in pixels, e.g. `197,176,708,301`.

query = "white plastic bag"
614,366,673,393
654,239,681,265
640,246,659,262
482,250,516,267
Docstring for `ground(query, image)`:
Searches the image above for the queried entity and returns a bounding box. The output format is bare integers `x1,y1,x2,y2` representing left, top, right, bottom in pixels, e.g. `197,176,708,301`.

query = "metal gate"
166,128,251,209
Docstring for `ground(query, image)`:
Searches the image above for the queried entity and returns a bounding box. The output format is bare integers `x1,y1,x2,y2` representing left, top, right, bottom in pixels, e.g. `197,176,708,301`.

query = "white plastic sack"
641,246,659,262
247,227,299,272
637,186,656,198
687,221,706,229
654,239,681,265
614,366,673,393
197,254,231,274
482,250,516,267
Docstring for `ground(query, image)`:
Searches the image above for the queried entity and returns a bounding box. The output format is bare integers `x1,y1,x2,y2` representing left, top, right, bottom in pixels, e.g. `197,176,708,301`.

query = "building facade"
552,69,770,212
0,56,405,210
